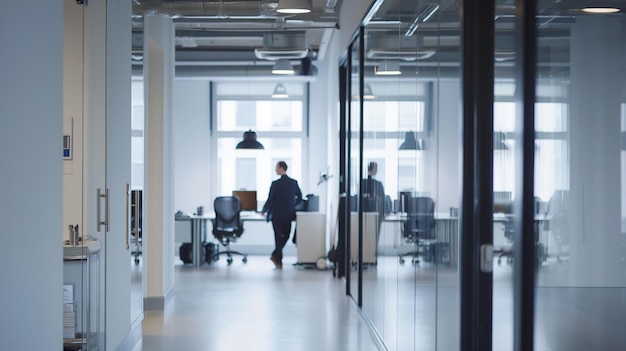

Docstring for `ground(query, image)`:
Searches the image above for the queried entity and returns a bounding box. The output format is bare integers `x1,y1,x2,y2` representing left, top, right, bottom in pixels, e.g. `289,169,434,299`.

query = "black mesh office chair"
497,196,545,266
211,196,247,265
399,197,436,264
547,190,569,261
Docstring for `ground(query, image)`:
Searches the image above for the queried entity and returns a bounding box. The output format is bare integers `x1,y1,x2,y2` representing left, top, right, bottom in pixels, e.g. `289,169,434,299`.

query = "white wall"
0,1,64,349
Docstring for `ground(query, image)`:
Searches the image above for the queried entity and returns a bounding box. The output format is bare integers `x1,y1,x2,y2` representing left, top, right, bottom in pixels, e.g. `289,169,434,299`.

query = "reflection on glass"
532,2,626,350
358,0,461,350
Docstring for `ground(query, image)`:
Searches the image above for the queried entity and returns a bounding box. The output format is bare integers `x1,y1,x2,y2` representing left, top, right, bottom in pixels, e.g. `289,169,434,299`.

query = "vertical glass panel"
359,0,462,350
533,2,626,350
492,5,516,350
349,36,361,303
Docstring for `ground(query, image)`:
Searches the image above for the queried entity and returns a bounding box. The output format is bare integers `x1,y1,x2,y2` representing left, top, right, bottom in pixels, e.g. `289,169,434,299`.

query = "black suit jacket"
262,175,303,222
363,175,385,224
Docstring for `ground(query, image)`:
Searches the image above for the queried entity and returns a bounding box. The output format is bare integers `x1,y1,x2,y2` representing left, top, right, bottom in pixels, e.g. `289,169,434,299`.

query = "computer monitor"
232,190,258,211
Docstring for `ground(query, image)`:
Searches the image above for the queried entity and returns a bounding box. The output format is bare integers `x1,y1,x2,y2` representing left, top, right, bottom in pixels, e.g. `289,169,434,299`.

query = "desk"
175,212,267,266
384,213,457,266
175,216,210,266
383,213,550,267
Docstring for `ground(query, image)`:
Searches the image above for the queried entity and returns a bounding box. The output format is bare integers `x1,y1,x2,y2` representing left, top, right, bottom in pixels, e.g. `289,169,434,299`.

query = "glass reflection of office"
352,83,428,206
494,82,569,205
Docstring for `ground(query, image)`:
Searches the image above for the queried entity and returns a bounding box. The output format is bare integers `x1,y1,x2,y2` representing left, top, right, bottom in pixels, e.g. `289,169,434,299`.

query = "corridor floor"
132,255,380,351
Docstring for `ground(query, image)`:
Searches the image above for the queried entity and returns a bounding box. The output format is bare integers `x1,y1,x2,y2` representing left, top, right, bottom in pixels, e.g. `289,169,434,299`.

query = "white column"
0,1,64,349
143,14,176,309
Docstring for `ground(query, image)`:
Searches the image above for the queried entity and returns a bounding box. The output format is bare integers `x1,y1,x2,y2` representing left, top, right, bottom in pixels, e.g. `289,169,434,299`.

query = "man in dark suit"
262,161,302,269
363,161,385,230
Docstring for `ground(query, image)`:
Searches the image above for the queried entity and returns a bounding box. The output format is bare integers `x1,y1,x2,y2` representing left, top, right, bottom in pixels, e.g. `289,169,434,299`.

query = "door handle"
97,188,110,232
480,244,493,273
125,184,130,250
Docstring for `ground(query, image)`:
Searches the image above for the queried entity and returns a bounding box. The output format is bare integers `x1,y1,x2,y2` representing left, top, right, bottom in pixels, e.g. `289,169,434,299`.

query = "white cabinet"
63,240,101,350
63,1,132,349
296,212,327,264
350,212,379,264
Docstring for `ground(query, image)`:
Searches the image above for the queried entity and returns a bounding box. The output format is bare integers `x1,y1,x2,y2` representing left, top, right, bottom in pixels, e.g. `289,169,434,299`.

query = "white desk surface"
175,212,267,221
383,212,550,222
384,212,457,222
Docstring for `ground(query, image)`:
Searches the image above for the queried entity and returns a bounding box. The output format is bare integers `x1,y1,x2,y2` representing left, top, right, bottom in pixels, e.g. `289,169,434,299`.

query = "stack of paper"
63,285,76,339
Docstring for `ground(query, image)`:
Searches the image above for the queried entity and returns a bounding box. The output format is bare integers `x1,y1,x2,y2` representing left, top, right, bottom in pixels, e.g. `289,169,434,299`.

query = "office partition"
340,0,626,350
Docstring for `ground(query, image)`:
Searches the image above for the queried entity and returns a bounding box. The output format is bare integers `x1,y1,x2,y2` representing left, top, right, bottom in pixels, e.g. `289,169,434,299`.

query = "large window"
213,82,307,205
494,82,570,203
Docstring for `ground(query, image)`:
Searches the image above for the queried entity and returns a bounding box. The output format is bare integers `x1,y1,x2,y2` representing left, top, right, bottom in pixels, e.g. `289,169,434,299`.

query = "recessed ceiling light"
582,7,620,14
277,0,312,14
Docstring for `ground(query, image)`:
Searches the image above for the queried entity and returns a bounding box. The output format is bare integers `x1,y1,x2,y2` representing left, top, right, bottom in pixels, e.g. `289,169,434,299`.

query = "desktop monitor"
232,190,258,211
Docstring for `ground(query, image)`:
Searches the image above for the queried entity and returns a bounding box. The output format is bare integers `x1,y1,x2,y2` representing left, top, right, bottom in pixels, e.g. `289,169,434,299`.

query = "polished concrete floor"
130,253,626,351
132,255,380,351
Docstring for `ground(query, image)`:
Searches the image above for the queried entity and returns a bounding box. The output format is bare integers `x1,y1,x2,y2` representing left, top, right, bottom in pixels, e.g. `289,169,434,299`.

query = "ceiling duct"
255,32,310,60
366,32,436,61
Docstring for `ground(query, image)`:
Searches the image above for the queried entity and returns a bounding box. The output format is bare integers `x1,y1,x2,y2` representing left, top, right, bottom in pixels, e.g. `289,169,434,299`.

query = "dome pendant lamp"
236,130,264,149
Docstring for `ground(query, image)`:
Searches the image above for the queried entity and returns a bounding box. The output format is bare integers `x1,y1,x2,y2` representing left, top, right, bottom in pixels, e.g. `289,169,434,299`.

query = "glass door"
349,29,364,305
531,1,626,349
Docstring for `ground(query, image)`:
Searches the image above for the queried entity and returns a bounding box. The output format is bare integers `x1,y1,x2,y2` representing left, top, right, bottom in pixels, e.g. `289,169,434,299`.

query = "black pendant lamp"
494,131,509,150
399,131,424,150
236,130,264,149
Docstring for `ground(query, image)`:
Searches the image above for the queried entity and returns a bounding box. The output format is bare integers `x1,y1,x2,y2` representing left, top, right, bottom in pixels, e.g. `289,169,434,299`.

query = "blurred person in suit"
262,161,302,268
363,161,385,231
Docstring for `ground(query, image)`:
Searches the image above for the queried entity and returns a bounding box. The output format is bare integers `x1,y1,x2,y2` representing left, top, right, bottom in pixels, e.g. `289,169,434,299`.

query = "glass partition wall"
345,0,463,349
348,33,363,303
340,0,626,350
530,2,626,349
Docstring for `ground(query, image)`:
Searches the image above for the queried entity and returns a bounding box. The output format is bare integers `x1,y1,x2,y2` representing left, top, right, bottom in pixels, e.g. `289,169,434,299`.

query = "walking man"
262,161,302,268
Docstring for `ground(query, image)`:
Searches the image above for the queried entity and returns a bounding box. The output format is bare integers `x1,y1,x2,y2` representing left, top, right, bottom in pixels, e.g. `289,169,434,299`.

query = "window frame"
210,81,310,206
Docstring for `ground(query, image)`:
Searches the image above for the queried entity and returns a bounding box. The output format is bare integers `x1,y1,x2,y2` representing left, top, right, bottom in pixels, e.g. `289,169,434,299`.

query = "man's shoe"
270,255,282,269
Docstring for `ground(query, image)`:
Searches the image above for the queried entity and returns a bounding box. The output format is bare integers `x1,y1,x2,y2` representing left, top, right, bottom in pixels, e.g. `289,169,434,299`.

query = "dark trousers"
271,219,292,261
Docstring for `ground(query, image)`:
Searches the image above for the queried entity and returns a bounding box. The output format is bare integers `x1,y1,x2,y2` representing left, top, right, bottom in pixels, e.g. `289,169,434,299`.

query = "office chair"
497,215,515,265
496,197,546,266
211,196,248,265
546,190,570,261
399,197,437,264
130,190,142,265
